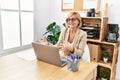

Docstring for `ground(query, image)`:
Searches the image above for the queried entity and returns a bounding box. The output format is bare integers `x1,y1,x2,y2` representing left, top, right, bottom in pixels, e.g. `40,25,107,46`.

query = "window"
0,0,34,50
1,11,20,49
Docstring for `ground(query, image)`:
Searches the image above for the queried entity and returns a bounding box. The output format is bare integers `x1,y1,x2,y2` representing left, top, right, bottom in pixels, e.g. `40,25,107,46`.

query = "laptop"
32,42,67,67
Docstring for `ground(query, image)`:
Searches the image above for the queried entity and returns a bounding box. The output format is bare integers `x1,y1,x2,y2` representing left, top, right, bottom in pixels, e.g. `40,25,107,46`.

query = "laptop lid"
32,42,66,67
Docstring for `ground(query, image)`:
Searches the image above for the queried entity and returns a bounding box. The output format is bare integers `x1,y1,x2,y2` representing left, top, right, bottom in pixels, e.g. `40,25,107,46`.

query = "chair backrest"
82,44,90,62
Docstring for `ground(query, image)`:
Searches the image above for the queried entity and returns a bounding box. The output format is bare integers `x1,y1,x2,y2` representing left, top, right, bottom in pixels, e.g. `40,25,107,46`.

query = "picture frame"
61,0,101,12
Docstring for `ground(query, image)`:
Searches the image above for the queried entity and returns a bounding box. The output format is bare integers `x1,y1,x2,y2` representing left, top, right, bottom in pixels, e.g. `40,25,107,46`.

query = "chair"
82,44,90,62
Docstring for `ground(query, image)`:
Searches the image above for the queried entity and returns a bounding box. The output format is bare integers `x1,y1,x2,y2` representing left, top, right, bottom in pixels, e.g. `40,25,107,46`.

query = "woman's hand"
37,36,49,45
60,43,74,52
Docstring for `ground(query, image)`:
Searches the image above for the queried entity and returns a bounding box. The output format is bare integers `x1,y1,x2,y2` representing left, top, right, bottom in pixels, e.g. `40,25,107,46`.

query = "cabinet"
81,17,119,80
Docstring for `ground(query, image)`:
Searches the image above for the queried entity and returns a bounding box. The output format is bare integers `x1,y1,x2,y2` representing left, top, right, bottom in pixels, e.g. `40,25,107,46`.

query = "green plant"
43,22,61,44
102,51,109,58
62,23,66,27
100,71,109,79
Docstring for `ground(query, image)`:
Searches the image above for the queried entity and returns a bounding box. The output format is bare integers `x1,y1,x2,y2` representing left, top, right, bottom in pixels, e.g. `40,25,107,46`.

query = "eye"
66,18,77,22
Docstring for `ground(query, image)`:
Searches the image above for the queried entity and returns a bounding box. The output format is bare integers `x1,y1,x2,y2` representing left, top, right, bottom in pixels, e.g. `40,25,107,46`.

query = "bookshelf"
81,17,119,80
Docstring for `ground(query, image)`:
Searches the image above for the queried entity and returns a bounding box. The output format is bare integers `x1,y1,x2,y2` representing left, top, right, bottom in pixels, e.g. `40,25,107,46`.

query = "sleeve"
73,32,87,57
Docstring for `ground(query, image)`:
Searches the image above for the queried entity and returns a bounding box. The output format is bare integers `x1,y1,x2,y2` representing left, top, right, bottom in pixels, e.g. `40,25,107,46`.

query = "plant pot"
103,57,108,63
101,78,107,80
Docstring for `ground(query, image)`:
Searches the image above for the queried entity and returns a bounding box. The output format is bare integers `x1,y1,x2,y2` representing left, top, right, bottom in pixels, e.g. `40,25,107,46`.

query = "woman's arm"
73,32,87,57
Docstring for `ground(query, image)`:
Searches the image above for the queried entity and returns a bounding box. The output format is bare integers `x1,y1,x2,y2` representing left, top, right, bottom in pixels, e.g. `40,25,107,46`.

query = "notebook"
32,42,67,67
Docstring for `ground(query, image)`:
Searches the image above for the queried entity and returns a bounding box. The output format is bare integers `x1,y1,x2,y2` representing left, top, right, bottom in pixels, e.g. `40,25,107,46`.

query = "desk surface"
0,53,97,80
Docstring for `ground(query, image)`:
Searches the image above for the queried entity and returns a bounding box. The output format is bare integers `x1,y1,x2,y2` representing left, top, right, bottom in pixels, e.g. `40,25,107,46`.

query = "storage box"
88,43,102,62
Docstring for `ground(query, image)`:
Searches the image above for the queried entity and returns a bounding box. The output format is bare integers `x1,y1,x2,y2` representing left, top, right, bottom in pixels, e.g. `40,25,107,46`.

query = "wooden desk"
0,53,97,80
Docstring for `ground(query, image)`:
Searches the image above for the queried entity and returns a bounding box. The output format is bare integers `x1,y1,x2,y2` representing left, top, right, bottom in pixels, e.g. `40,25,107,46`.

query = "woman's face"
66,15,80,28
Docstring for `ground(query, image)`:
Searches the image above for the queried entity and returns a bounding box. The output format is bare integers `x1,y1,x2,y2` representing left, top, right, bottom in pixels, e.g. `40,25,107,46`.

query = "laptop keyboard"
61,61,66,64
61,57,67,66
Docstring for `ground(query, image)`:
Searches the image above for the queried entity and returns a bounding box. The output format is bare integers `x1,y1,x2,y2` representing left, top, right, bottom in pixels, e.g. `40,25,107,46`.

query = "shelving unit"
81,17,108,41
81,17,119,80
88,42,119,80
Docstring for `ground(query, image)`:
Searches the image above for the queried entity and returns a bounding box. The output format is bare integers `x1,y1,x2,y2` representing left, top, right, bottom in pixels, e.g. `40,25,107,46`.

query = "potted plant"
43,22,66,44
43,22,61,44
100,71,109,80
102,51,109,63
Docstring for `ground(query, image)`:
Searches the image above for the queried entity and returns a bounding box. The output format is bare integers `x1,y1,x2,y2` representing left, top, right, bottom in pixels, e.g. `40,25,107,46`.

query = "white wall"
34,0,120,79
105,0,120,80
34,0,50,40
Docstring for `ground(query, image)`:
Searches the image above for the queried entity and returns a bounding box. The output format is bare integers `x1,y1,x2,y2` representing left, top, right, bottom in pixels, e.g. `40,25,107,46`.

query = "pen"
74,54,79,63
70,54,74,61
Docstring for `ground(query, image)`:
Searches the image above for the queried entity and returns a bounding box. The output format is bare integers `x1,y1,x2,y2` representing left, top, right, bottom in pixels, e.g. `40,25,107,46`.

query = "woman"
57,12,87,57
38,12,87,57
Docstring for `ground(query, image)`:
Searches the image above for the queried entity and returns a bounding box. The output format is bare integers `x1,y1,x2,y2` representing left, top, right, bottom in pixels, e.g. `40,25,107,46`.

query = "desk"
0,53,97,80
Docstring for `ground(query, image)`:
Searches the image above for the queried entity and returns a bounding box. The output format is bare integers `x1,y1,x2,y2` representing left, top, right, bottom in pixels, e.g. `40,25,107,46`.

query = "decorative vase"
101,78,107,80
103,57,108,63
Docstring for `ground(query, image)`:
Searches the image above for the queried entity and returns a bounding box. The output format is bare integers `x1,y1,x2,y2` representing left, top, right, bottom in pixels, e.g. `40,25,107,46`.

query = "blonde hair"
66,12,82,28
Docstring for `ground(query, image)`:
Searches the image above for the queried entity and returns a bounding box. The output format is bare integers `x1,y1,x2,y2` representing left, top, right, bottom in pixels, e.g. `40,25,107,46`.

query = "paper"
63,0,74,9
83,0,98,9
16,52,36,61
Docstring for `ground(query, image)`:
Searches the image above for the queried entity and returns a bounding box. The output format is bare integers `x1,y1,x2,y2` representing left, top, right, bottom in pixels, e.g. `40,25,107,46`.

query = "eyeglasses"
66,18,78,22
